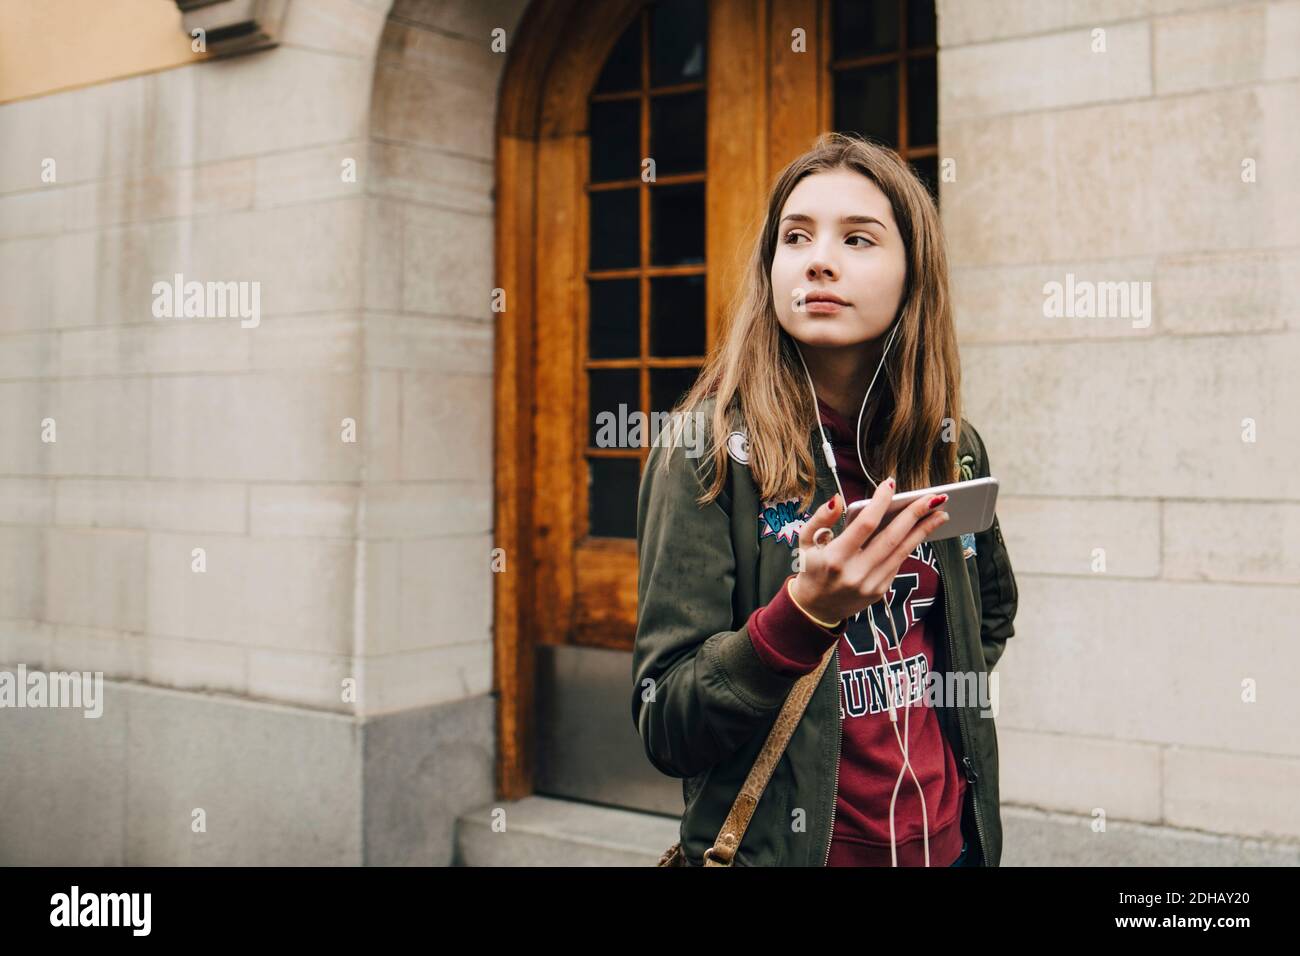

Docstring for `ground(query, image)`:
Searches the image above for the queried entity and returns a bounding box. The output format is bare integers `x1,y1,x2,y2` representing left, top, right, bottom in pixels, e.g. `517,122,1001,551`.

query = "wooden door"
495,0,938,800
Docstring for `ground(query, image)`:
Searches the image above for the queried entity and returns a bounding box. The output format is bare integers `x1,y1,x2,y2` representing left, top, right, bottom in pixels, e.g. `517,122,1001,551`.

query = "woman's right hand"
790,478,951,625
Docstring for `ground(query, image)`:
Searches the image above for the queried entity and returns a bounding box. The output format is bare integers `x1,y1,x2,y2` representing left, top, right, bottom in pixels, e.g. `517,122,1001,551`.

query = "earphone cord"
794,315,930,866
794,317,903,504
882,606,931,867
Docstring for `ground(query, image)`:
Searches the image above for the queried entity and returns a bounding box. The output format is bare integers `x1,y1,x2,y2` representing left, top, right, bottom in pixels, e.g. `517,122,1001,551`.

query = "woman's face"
770,168,907,350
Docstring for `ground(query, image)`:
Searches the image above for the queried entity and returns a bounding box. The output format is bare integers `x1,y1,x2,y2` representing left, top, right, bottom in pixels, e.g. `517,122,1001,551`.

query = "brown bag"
657,643,836,867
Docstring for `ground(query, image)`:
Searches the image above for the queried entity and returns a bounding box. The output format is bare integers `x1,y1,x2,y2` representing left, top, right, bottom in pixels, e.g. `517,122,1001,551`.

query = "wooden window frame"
821,0,939,180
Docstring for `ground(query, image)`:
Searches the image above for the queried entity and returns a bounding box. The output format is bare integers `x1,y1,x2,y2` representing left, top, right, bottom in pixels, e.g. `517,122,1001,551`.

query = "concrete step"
455,798,1300,866
455,795,681,866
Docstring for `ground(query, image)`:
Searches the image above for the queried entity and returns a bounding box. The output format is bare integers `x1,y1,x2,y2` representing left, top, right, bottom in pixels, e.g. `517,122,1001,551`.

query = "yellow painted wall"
0,0,209,104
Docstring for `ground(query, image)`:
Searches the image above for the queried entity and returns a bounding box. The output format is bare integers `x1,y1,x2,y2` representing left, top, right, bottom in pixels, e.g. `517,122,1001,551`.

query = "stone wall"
0,0,525,864
939,0,1300,855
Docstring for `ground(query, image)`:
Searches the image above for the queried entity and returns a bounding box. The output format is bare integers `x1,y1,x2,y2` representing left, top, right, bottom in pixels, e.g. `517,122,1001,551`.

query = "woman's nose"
805,257,836,280
804,239,838,279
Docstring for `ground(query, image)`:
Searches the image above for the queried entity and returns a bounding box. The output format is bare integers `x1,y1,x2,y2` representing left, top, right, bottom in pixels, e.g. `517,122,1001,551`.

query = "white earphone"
793,315,933,867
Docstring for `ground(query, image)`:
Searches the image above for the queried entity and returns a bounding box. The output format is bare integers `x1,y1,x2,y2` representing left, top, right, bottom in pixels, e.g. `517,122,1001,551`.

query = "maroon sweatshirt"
745,397,966,866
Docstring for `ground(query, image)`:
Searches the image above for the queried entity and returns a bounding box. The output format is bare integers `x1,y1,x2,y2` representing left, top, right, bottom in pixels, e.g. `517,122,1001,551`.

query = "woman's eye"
782,230,873,246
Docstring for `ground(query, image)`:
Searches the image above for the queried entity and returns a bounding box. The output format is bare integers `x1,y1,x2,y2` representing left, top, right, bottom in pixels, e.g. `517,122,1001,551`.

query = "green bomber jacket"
631,396,1020,866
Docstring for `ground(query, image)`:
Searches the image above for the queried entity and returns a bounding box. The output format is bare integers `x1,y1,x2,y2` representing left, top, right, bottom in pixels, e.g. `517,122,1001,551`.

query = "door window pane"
650,366,701,416
651,91,706,176
833,0,900,59
589,189,640,270
833,63,899,148
907,57,937,148
650,182,706,265
907,0,936,47
910,155,939,202
594,20,641,93
590,99,642,183
588,279,640,359
588,458,640,538
589,369,640,448
650,274,706,357
650,0,707,86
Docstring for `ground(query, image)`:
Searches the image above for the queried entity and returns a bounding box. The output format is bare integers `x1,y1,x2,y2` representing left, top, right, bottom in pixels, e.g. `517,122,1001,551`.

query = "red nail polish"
888,477,895,489
929,494,948,508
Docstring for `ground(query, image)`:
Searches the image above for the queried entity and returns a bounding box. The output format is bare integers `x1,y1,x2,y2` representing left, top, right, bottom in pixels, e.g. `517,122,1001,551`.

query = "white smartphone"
844,476,998,543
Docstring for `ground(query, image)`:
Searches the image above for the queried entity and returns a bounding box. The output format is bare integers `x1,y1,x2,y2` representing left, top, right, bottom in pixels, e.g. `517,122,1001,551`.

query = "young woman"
631,132,1019,867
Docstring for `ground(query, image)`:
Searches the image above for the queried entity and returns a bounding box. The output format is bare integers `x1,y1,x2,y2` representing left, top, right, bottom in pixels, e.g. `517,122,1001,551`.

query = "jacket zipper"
822,643,841,866
937,546,988,866
816,475,843,867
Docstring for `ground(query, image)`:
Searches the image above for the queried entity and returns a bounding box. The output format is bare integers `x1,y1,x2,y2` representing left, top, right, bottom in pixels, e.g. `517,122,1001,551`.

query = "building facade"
1,0,1297,865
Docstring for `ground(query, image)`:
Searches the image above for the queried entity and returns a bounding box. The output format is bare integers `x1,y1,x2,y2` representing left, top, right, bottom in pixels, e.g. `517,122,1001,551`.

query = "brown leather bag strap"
702,642,836,866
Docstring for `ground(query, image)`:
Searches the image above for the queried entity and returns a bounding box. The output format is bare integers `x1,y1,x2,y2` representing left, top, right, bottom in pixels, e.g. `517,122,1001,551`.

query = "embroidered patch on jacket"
758,498,811,548
957,452,976,482
960,531,977,559
725,430,750,466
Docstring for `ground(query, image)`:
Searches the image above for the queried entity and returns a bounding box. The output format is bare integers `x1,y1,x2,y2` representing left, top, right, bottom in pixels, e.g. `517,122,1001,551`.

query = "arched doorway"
495,0,937,811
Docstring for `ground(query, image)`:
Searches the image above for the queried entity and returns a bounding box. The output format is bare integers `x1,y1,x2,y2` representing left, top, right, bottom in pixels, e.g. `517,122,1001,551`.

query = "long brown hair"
659,131,962,512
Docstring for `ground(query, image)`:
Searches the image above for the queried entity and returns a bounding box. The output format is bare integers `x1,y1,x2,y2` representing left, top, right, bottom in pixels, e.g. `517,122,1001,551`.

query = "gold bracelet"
786,578,843,631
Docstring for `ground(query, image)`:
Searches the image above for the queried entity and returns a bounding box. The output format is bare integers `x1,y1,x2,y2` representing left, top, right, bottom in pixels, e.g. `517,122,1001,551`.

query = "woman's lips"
806,300,846,313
